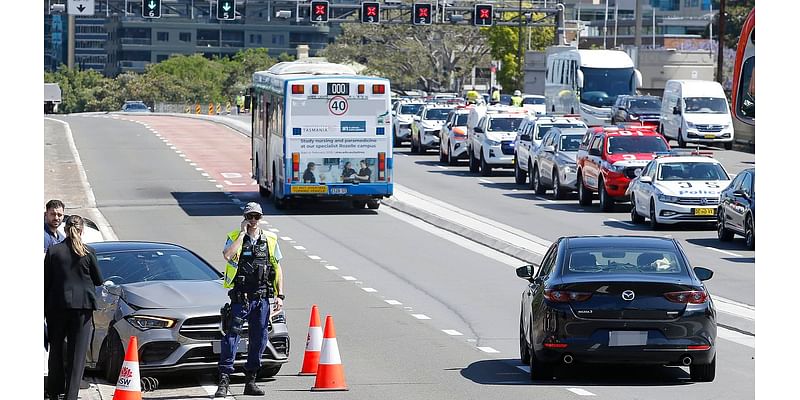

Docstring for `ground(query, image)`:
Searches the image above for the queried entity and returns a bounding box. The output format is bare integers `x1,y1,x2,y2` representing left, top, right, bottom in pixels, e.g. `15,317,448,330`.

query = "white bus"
545,48,642,126
251,60,393,209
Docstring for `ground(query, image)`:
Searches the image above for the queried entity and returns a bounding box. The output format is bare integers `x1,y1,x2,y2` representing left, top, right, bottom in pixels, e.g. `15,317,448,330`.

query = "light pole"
603,0,609,49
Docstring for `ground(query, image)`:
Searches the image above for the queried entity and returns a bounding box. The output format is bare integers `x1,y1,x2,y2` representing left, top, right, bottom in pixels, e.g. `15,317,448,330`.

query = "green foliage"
713,0,755,49
45,66,120,113
483,12,554,92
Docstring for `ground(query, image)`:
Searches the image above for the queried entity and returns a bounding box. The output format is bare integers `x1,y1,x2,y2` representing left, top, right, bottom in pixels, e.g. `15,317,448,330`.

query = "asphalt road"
49,114,755,399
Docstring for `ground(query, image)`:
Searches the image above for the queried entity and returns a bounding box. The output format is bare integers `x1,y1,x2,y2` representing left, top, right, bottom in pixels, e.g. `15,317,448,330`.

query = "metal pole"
634,0,642,68
613,3,618,48
192,0,194,19
709,1,713,54
106,0,109,17
717,0,726,85
68,15,75,69
603,0,608,49
517,0,524,90
652,8,655,48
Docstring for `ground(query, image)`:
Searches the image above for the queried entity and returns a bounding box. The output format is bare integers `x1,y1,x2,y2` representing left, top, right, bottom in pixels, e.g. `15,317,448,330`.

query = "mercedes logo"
622,290,635,301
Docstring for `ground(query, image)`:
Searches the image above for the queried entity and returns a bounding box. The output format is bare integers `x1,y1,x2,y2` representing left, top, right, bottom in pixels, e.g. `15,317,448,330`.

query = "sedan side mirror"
733,189,750,199
639,176,652,183
103,281,123,297
693,266,714,281
588,148,602,157
515,265,536,279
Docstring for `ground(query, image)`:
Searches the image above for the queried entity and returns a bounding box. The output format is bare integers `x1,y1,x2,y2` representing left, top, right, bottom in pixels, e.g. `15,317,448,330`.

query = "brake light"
664,290,708,304
291,84,304,94
543,289,592,303
687,345,711,351
292,152,300,182
378,152,386,181
312,84,319,94
543,343,568,349
358,84,365,94
372,84,385,94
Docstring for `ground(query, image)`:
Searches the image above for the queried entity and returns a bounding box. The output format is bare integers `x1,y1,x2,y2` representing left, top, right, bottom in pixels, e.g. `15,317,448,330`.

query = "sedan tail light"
664,290,708,304
543,289,593,303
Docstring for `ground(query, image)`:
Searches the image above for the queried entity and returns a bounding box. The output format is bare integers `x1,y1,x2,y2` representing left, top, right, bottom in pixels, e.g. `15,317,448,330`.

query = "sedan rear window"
96,249,221,284
565,249,685,274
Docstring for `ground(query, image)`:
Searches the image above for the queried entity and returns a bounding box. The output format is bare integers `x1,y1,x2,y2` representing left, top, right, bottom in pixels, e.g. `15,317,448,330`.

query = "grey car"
529,127,586,199
85,241,289,381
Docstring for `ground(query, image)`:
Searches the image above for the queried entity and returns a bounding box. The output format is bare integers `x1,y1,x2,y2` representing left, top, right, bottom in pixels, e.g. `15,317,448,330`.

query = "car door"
516,121,530,169
634,161,657,214
442,111,454,150
730,171,753,233
526,242,559,346
539,132,556,184
583,135,604,190
474,116,487,153
720,173,743,231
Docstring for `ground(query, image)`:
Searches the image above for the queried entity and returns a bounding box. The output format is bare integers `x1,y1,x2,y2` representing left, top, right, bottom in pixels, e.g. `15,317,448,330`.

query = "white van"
659,80,734,150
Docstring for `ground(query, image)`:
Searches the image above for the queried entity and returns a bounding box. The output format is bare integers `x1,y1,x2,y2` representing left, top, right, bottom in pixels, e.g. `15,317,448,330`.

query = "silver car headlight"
126,315,177,331
657,194,680,204
562,165,576,173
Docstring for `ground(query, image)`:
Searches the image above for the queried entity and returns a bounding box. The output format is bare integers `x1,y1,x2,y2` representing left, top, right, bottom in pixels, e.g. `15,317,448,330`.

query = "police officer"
511,90,523,107
216,202,284,397
490,86,501,105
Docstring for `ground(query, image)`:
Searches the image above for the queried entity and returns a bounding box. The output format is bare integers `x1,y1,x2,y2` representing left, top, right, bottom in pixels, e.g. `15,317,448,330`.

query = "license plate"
609,331,648,347
330,187,347,195
694,208,715,216
212,339,248,354
704,134,716,139
290,185,328,194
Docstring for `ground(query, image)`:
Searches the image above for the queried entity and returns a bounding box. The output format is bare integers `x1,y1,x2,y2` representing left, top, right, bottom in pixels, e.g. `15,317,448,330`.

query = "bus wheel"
367,199,380,209
352,200,367,209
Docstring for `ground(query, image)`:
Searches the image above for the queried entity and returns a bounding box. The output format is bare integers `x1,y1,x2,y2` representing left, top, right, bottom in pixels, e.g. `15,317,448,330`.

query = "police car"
392,100,425,147
411,104,455,154
627,152,732,229
439,105,473,165
467,107,527,176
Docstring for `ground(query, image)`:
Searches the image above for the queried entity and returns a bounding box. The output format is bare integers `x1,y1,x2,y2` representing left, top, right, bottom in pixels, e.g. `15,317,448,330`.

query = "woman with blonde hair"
45,215,103,400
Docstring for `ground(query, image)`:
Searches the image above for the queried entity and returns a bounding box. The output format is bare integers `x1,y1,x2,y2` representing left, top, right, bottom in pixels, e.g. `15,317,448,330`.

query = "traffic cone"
299,305,323,375
311,316,348,391
112,336,142,400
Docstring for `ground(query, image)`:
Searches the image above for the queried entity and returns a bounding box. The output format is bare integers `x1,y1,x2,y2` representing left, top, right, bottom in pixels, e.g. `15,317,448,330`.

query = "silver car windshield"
96,249,220,284
566,249,685,274
559,135,583,151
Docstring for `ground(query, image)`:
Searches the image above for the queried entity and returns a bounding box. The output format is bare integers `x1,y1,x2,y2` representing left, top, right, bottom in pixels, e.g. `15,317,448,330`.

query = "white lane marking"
362,288,378,293
221,172,242,178
325,265,339,270
534,196,555,203
478,179,493,184
436,165,448,170
412,314,431,320
704,246,743,258
185,158,192,162
713,296,755,320
175,150,183,154
308,255,321,260
195,167,204,171
179,154,187,158
280,236,293,241
45,118,119,241
170,146,177,149
516,365,530,373
606,218,634,227
442,330,463,336
208,179,216,183
567,388,596,396
342,276,357,281
382,208,525,268
717,326,755,348
384,300,402,305
200,383,217,397
201,173,209,177
268,228,280,232
477,346,500,353
293,245,306,250
215,185,224,188
190,162,197,166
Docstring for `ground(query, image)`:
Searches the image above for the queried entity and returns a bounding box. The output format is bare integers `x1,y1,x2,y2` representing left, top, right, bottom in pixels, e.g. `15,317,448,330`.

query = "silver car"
85,241,289,381
529,127,586,199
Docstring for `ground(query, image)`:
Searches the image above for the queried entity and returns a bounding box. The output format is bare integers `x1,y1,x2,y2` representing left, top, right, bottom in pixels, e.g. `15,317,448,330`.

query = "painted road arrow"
77,4,86,12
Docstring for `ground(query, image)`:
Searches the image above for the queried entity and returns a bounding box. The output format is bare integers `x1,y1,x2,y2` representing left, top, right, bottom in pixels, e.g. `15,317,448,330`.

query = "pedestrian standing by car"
216,202,284,397
44,199,66,253
491,87,501,105
45,215,104,400
511,90,523,107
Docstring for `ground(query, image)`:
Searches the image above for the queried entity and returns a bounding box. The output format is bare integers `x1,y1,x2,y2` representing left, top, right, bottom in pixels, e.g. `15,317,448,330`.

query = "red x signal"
418,8,429,18
479,9,490,19
314,5,327,15
367,6,377,16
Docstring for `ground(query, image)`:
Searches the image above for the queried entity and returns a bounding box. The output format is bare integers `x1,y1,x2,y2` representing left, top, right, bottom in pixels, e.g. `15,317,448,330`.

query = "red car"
576,126,670,211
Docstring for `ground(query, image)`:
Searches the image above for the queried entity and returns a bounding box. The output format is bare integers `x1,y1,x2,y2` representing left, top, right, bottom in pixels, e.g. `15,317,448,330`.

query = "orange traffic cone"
311,315,348,391
299,304,323,375
112,336,142,400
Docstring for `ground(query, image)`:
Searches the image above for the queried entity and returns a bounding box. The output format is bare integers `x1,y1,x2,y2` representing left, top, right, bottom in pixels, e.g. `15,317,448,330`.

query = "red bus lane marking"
123,116,254,192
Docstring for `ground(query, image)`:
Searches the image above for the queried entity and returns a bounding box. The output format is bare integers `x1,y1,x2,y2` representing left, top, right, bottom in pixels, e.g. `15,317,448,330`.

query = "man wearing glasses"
216,202,284,397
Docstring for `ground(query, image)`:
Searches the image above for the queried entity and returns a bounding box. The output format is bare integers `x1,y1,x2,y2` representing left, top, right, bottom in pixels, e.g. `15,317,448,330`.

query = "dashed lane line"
324,265,339,271
442,330,463,336
412,314,431,320
361,287,378,293
567,388,597,396
477,346,500,353
384,300,402,305
293,245,306,250
308,255,321,260
704,246,744,258
342,276,357,281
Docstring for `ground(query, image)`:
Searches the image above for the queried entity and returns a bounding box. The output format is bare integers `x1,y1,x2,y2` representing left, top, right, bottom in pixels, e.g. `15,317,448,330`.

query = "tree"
712,0,754,49
483,11,554,92
45,66,120,113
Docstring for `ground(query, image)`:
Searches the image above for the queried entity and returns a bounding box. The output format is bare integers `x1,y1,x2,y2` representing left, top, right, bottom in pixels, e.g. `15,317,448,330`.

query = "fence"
155,101,240,115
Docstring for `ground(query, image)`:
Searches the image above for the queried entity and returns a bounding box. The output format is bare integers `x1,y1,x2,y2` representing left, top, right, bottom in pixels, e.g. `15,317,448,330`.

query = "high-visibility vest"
511,96,523,106
223,229,281,292
491,90,500,102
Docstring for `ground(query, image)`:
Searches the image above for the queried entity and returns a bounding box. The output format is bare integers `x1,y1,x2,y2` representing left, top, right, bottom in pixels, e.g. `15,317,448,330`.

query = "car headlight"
686,121,695,128
629,114,639,120
658,194,680,203
609,164,626,172
125,315,177,331
485,139,501,146
562,165,576,173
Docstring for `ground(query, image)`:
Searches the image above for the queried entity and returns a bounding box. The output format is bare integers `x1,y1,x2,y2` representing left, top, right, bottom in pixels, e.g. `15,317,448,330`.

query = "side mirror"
576,69,584,89
473,126,484,134
589,148,601,157
520,134,531,142
103,280,122,297
446,123,452,128
673,106,681,115
693,266,714,281
543,145,555,153
413,116,421,121
634,168,643,177
515,265,536,279
639,176,652,183
733,189,750,199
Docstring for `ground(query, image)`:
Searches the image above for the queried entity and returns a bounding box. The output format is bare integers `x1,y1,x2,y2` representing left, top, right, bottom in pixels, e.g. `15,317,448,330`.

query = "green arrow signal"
223,3,231,12
148,1,156,9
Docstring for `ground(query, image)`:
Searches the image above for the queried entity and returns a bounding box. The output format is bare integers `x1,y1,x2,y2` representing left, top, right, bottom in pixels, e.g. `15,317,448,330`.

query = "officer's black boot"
243,370,265,396
214,373,230,398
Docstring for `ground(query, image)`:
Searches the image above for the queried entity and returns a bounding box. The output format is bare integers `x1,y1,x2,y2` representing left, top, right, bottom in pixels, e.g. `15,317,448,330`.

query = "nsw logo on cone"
113,335,142,400
312,315,348,391
299,304,323,376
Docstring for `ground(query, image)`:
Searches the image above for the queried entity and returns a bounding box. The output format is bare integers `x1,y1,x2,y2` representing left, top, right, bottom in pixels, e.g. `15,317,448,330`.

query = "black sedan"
517,236,716,382
85,241,289,381
718,168,755,249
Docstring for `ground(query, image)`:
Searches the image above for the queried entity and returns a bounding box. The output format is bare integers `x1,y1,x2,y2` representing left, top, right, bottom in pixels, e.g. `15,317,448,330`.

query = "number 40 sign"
328,96,348,115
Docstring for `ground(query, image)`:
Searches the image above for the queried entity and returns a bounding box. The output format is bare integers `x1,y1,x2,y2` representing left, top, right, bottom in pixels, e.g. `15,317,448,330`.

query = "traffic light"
473,4,493,26
142,0,161,19
412,3,432,25
216,0,236,20
361,2,380,24
310,1,329,23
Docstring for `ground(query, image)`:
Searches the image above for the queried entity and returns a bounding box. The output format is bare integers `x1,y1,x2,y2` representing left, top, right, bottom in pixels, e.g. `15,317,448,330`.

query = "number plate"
330,187,348,195
290,185,328,194
212,339,248,354
694,208,715,216
609,331,648,347
327,82,349,96
704,134,716,139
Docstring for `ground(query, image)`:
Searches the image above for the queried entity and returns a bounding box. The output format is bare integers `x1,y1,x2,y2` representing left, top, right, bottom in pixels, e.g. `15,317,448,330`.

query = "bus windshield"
684,97,728,114
580,67,635,108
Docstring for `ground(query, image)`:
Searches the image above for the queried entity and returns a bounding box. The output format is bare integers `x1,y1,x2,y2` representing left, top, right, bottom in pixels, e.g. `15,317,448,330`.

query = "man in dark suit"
45,215,104,400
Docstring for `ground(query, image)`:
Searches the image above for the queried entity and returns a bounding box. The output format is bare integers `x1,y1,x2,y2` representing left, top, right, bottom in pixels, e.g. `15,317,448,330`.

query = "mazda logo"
622,290,635,301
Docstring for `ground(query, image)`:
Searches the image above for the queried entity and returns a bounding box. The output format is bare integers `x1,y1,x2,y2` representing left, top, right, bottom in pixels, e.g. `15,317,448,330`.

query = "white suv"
467,109,526,176
411,104,454,154
392,101,425,146
513,115,586,186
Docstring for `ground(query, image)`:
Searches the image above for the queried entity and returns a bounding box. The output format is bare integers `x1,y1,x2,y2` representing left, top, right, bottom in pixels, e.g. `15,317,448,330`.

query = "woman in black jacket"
45,215,104,400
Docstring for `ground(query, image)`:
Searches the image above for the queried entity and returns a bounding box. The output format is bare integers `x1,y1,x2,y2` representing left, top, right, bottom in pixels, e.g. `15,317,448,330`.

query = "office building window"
256,34,262,44
157,32,169,42
179,32,191,42
156,54,170,62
